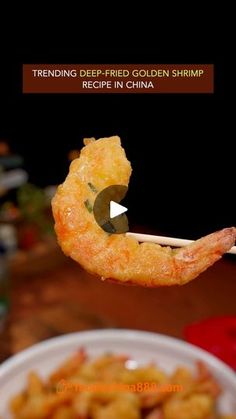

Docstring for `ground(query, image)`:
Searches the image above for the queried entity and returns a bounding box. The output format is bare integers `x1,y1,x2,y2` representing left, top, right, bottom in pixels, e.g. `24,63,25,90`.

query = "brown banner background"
23,64,214,94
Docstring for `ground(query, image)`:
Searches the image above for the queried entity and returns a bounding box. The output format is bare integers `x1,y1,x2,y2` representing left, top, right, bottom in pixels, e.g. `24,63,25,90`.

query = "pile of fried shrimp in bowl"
7,350,236,419
1,330,236,419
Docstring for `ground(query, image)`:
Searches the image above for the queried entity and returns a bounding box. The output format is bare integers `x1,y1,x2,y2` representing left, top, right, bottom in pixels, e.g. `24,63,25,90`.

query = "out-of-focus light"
125,359,138,370
0,142,10,156
68,150,80,161
0,169,28,190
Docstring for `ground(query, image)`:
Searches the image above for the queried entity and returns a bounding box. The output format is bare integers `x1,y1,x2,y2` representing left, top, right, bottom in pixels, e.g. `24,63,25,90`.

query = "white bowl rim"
0,328,235,384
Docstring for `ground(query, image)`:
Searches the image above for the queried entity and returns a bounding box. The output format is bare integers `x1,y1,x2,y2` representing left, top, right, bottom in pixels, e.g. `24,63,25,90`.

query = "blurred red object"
0,141,10,156
18,225,40,250
184,316,236,370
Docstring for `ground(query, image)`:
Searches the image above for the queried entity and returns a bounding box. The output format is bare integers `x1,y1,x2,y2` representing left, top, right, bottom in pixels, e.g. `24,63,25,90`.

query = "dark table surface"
1,246,236,362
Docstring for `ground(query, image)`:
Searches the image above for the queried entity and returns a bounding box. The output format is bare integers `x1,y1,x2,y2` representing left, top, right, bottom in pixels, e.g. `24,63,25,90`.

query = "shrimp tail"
174,227,236,284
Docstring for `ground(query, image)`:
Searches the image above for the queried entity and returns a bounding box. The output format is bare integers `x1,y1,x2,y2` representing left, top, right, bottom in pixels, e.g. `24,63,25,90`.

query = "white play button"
110,201,128,219
93,185,129,234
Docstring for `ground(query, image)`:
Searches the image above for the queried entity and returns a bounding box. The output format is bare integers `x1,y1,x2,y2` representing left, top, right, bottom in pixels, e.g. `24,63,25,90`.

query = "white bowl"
0,329,236,417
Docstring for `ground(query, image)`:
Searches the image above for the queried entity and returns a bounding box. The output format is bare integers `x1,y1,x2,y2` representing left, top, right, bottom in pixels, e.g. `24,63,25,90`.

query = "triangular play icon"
110,201,128,219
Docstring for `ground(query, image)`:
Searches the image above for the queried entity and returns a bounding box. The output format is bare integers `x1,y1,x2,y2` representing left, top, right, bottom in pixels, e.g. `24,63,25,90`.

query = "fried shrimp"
52,136,236,286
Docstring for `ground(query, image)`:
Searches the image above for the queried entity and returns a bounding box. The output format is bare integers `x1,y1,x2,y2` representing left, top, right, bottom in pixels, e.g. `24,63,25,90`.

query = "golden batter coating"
52,136,236,286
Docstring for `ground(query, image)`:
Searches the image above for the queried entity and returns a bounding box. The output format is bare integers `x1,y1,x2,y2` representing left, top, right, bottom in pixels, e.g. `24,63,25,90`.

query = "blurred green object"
17,183,45,218
17,184,54,236
0,246,9,333
0,155,24,169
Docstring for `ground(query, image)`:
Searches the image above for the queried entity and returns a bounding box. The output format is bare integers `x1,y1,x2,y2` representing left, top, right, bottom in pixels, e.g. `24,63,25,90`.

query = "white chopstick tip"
126,232,236,255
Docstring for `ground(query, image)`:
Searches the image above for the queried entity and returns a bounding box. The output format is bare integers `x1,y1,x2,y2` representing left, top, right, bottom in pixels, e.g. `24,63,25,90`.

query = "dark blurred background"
0,41,233,239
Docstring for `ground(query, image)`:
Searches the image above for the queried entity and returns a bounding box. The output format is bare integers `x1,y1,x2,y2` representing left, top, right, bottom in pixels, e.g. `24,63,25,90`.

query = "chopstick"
126,232,236,255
